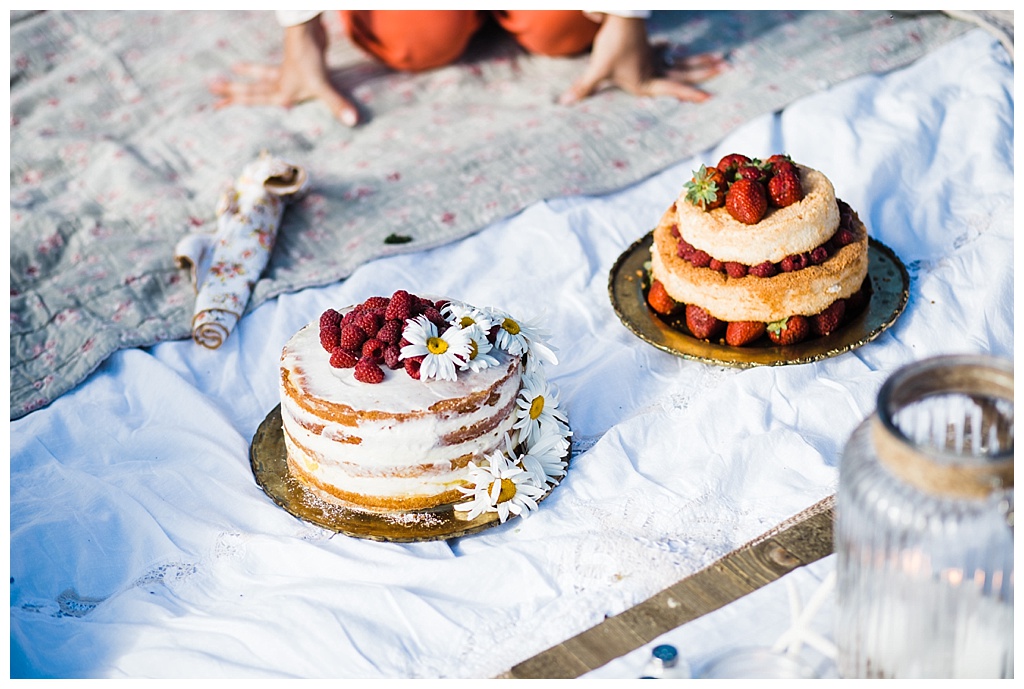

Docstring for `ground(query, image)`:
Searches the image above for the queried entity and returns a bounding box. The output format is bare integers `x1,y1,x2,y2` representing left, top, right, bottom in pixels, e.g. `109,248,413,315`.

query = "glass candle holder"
835,355,1013,678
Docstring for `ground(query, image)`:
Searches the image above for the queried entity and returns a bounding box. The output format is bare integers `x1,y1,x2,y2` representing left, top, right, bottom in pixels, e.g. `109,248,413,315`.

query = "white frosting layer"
280,320,523,507
283,433,470,503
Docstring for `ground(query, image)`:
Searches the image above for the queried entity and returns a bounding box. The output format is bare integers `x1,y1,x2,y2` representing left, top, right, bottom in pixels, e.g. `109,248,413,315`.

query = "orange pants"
338,10,601,72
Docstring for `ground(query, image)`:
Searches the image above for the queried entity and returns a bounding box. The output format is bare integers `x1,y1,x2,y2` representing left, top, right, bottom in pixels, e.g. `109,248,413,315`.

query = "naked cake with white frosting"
279,290,570,521
647,154,871,346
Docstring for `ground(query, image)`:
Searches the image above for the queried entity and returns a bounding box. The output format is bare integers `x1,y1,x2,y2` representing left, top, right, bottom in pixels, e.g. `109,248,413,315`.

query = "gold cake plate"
608,231,909,368
250,405,568,542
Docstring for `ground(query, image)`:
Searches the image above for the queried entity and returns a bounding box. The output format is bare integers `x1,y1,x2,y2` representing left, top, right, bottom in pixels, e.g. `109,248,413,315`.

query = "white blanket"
9,30,1014,679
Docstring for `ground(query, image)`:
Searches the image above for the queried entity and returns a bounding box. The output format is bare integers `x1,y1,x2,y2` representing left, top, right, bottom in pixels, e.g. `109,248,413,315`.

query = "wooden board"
500,495,836,679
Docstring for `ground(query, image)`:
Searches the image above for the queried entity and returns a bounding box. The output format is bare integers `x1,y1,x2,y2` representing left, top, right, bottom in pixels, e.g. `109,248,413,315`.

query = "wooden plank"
495,645,588,680
611,588,708,644
557,616,648,673
503,496,835,679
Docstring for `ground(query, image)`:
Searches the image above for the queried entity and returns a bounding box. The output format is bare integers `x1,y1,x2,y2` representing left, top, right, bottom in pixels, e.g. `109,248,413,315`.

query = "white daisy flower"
506,430,569,487
488,308,558,370
458,323,501,373
399,315,473,382
454,462,495,522
442,300,496,333
455,450,545,523
512,371,569,446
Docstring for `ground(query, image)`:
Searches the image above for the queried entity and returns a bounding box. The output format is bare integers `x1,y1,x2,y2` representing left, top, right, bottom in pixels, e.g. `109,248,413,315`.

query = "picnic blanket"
9,10,972,418
9,27,1015,679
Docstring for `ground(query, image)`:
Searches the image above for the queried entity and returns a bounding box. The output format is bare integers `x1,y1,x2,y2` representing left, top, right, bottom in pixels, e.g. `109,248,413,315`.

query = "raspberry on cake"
648,154,871,346
279,290,571,522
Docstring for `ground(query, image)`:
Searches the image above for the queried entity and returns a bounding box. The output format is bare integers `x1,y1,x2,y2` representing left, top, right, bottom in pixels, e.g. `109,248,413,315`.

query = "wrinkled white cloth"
9,30,1013,679
175,153,308,349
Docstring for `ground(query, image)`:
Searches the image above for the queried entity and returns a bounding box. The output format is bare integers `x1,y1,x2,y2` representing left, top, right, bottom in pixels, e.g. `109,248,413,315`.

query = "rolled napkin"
174,152,309,348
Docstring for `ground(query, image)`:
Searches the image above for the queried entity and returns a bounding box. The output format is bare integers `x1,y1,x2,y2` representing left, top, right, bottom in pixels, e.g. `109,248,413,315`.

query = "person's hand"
208,17,360,127
559,14,727,105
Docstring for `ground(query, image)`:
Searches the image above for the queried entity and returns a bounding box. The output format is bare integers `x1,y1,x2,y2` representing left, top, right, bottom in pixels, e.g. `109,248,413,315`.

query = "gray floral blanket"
9,10,969,419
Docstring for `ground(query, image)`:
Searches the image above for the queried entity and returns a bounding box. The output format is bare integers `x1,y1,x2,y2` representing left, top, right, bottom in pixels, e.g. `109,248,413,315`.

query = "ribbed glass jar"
835,355,1013,678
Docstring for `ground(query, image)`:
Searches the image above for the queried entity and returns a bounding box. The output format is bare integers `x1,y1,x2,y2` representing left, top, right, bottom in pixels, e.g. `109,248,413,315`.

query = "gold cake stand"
608,231,910,367
250,405,568,542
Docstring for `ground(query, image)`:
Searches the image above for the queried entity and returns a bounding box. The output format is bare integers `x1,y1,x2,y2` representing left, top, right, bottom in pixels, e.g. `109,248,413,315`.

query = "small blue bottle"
640,644,691,679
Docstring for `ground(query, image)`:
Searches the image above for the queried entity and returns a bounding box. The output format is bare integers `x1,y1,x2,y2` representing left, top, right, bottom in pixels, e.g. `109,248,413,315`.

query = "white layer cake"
280,321,523,511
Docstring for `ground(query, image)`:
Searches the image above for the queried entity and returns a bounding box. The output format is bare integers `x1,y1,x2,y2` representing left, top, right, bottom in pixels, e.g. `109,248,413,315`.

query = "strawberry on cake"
647,154,871,346
279,290,571,521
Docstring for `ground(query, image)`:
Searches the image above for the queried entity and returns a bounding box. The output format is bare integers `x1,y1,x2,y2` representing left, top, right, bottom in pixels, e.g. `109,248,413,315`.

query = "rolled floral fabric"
175,153,308,348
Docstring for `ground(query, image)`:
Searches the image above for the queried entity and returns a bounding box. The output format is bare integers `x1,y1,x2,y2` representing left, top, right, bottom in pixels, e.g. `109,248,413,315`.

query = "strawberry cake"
647,154,871,346
279,290,570,521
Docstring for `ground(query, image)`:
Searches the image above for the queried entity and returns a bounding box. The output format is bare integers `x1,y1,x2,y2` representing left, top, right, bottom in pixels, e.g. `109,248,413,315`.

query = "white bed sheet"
9,30,1014,679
